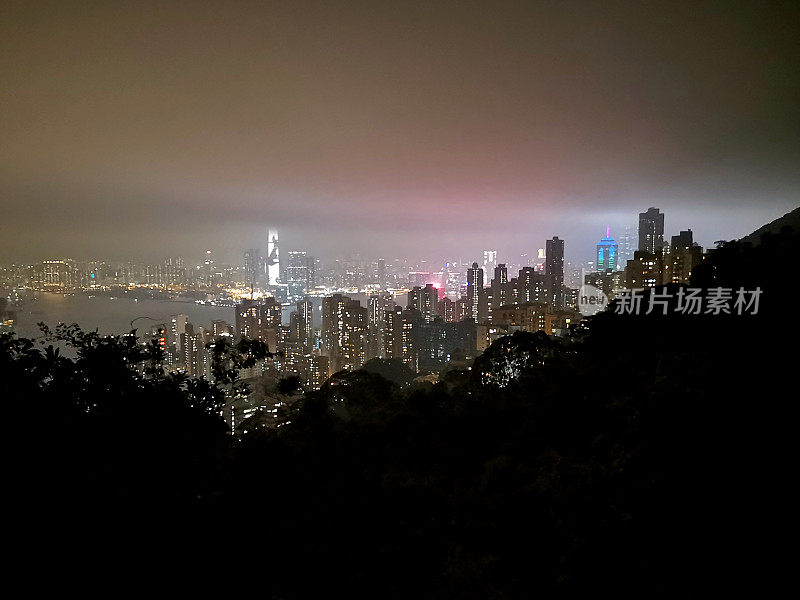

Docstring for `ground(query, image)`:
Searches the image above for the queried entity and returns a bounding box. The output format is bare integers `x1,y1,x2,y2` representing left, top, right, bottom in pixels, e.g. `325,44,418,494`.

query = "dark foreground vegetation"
4,227,797,597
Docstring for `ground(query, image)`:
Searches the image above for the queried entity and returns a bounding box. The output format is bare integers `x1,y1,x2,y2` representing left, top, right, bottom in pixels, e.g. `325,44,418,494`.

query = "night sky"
1,1,798,263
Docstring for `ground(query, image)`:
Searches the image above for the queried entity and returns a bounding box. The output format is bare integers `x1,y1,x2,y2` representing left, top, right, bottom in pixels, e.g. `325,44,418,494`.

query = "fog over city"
2,1,798,263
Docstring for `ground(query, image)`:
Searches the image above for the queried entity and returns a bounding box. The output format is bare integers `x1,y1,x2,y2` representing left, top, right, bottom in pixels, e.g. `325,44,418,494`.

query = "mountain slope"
740,206,800,245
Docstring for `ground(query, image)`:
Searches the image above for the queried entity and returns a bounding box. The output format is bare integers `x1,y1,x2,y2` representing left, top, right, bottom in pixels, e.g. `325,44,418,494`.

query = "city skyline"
12,199,785,377
0,207,783,268
0,202,776,297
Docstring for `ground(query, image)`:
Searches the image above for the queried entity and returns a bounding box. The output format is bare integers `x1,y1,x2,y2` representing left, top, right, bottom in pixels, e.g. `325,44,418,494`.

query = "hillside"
740,206,800,244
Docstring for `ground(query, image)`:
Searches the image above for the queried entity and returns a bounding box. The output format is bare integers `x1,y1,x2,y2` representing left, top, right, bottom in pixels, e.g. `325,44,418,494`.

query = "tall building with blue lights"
597,227,619,271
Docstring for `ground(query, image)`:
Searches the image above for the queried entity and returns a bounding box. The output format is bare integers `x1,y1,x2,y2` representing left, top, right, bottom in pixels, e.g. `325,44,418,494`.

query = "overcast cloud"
1,1,798,263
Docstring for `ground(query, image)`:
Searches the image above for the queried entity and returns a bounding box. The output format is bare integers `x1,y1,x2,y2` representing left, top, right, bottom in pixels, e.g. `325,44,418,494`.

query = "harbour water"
11,291,409,341
12,293,237,340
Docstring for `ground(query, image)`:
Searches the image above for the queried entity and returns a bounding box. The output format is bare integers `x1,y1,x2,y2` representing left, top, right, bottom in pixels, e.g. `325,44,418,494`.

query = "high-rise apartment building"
368,292,394,329
418,319,477,372
477,286,494,324
638,208,665,254
517,267,548,304
492,264,508,287
293,297,314,350
438,296,455,322
169,314,189,366
367,292,395,359
545,237,565,309
494,302,554,335
321,294,368,373
306,355,330,390
625,251,664,289
466,262,484,321
491,263,509,312
666,229,704,284
180,322,206,377
383,306,421,372
456,297,471,322
235,297,282,351
408,283,439,323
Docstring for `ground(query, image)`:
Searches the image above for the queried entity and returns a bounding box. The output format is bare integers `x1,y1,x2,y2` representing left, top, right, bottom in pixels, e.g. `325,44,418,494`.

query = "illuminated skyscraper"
466,262,483,321
596,227,619,271
266,229,280,287
444,262,462,298
483,250,498,276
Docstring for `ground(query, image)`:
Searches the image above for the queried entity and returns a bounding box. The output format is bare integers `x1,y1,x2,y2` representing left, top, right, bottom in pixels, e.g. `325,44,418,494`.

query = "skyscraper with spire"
597,227,619,271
